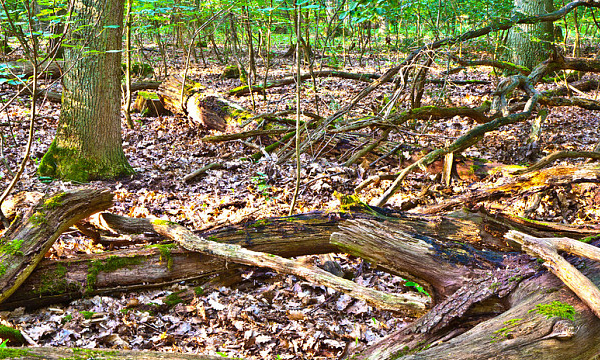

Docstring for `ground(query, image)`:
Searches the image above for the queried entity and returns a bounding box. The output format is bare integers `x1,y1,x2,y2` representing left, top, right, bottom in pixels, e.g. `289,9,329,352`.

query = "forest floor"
0,46,600,359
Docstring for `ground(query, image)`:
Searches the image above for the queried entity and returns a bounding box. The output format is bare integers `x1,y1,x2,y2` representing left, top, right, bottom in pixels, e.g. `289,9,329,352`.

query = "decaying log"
339,221,600,359
417,166,600,214
0,347,228,359
506,230,600,318
0,188,113,304
2,212,345,309
157,75,249,131
147,218,430,314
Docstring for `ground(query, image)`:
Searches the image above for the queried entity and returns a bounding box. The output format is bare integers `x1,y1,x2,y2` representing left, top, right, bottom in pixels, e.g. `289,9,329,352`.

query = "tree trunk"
38,0,134,182
506,0,555,71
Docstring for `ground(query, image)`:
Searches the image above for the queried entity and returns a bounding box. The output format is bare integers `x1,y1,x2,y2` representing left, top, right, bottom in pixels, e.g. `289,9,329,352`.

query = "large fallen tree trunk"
334,218,600,360
1,211,343,309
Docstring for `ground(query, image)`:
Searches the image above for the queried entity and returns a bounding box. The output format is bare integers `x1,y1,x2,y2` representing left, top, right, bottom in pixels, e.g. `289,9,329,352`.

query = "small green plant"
79,311,95,320
529,301,576,320
251,172,271,198
404,281,430,297
62,314,73,324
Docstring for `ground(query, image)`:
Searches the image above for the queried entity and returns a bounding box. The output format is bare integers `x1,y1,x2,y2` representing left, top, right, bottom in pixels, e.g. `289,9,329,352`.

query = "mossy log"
112,215,430,313
0,188,113,305
133,91,169,117
3,209,511,310
0,347,228,359
157,75,251,131
1,212,345,309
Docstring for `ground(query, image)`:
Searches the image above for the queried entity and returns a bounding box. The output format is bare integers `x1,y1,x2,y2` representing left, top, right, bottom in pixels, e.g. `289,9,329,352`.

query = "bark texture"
38,0,134,182
507,0,555,70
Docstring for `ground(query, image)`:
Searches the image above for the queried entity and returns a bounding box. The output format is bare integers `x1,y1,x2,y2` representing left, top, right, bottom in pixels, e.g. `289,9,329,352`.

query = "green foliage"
404,281,430,297
145,243,177,270
529,301,577,321
79,311,95,320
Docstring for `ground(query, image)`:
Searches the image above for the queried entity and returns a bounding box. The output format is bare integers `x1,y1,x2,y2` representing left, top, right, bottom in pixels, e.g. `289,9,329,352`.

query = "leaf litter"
0,47,599,358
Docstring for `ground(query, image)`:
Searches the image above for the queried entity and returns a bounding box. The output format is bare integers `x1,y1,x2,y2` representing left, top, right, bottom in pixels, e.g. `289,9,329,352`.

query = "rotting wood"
149,218,430,314
506,230,600,319
0,188,113,305
158,75,250,131
0,346,229,360
3,212,346,309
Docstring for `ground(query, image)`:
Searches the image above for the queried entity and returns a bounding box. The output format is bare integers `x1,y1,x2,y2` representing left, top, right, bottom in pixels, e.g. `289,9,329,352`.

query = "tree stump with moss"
220,65,240,79
133,91,169,117
157,75,252,131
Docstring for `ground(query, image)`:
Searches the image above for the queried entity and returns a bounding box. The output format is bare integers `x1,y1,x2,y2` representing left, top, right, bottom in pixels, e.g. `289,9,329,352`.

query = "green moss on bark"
38,140,134,182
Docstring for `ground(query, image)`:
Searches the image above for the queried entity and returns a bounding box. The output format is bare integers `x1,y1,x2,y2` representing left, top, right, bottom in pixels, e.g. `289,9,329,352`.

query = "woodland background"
0,0,599,359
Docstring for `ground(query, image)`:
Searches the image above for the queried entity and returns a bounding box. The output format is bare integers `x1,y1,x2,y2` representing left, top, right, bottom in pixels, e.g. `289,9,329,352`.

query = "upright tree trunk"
38,0,134,182
506,0,554,71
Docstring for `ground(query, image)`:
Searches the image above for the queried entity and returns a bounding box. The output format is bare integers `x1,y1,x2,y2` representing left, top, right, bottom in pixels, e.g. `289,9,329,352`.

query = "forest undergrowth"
0,44,599,359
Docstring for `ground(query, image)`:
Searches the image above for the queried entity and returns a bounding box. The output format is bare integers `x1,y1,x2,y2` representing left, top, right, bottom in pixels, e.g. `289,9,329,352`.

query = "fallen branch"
149,219,430,314
506,230,600,319
514,150,600,174
416,166,600,214
183,162,224,183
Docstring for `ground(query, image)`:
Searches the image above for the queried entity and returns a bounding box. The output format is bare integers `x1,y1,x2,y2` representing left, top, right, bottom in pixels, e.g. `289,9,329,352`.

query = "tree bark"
507,0,555,71
38,0,134,182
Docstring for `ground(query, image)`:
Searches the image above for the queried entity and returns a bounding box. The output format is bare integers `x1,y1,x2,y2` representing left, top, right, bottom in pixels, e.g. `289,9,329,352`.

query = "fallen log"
0,347,228,359
144,217,430,314
157,75,251,131
3,209,516,310
2,212,343,309
338,219,600,360
0,188,113,304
